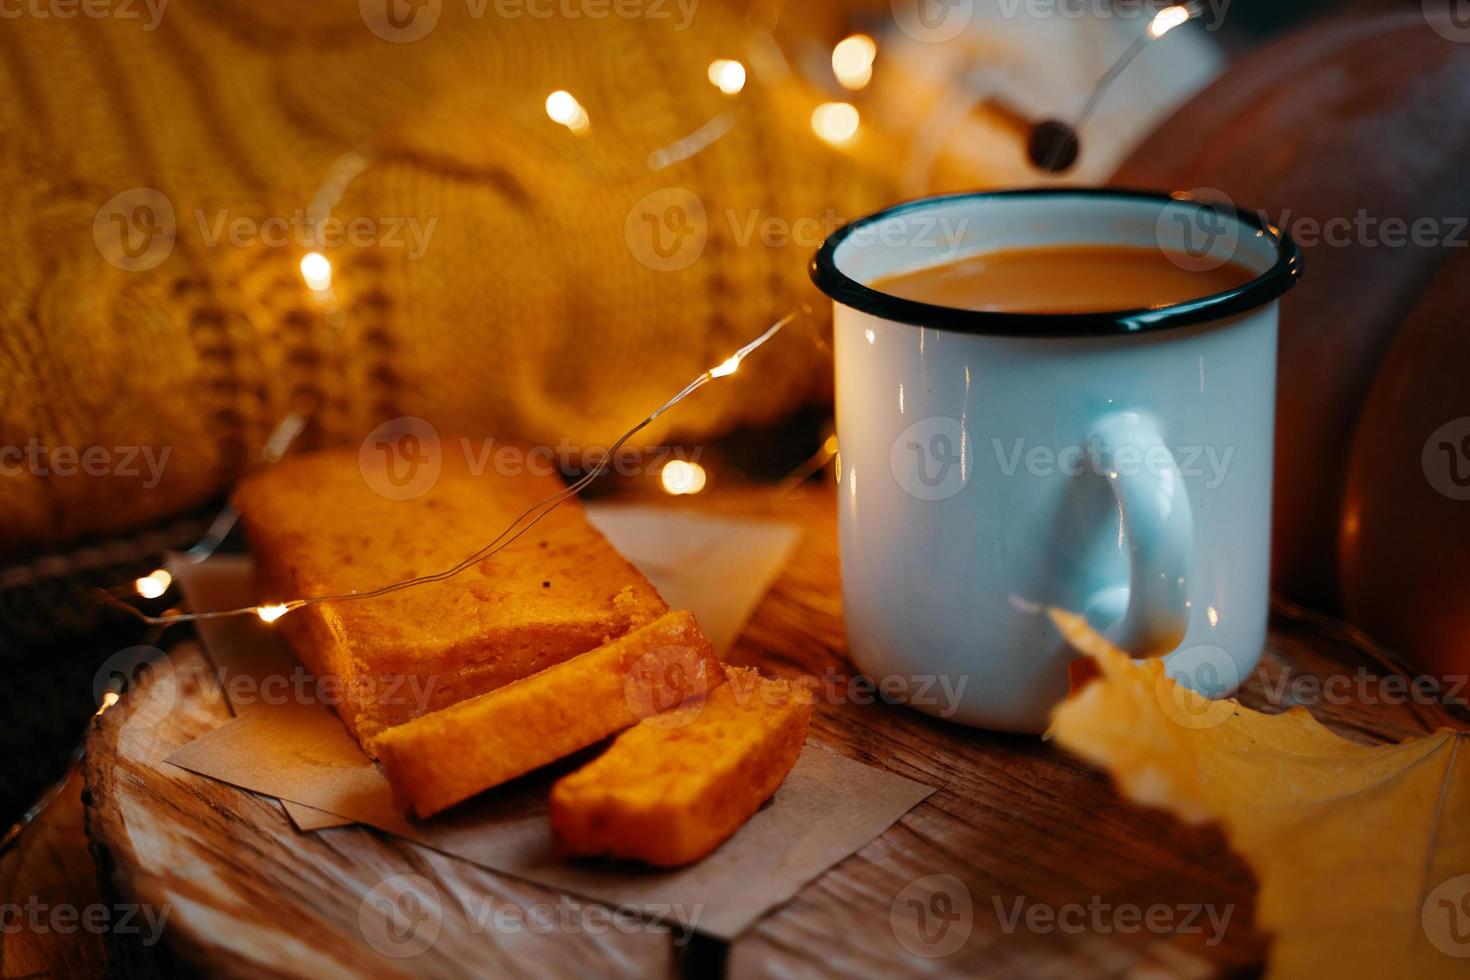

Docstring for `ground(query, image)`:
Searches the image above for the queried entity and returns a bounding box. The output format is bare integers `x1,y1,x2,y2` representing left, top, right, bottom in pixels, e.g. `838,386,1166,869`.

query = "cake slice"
232,446,667,746
374,610,723,818
550,666,813,867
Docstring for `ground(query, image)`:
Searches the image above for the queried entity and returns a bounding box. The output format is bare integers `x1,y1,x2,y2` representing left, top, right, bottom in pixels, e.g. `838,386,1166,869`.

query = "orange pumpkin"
1339,246,1470,682
1113,12,1470,611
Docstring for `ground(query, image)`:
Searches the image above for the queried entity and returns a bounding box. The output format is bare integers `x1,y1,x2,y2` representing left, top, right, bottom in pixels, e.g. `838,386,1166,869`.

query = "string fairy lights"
831,34,877,91
660,458,708,496
133,568,172,599
544,73,744,175
255,604,290,623
32,0,1215,862
1148,3,1194,39
299,251,332,292
902,1,1201,186
646,57,748,170
107,306,810,628
127,150,371,600
647,114,737,172
707,59,748,95
123,25,797,609
528,0,868,175
812,102,861,146
1039,1,1201,171
527,0,875,173
545,90,591,135
120,1,1198,616
631,427,839,578
1,679,125,854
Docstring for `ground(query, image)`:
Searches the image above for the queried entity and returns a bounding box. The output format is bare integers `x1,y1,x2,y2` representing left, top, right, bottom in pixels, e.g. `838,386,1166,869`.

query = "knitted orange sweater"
0,1,895,554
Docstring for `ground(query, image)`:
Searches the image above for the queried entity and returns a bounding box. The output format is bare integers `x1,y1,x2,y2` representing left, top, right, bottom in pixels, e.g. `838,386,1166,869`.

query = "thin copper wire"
103,307,807,627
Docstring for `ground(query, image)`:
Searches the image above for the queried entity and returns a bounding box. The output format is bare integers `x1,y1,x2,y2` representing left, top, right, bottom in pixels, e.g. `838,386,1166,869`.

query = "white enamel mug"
811,189,1302,732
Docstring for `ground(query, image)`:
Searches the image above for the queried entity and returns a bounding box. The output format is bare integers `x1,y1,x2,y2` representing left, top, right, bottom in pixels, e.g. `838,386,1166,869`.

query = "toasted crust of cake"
549,666,813,867
232,446,667,745
373,610,723,818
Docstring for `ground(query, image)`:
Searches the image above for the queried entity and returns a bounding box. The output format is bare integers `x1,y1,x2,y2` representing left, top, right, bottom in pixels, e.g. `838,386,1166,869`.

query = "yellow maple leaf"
1047,608,1470,979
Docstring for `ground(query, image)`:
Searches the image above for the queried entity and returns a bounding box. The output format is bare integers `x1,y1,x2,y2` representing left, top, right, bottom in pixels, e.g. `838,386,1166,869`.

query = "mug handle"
1086,410,1193,658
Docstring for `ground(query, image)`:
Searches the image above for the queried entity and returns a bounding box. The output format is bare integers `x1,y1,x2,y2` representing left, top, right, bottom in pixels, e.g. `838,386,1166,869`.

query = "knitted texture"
0,1,896,555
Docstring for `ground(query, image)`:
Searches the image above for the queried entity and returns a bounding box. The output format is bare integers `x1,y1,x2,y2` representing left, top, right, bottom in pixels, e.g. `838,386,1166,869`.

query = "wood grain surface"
33,486,1459,977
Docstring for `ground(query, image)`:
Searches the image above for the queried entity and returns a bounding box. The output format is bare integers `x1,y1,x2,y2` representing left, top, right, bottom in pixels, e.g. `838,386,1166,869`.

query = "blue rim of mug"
808,188,1302,337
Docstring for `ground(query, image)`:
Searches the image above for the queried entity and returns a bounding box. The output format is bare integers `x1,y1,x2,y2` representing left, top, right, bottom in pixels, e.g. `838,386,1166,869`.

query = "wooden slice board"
81,491,1456,978
83,638,682,977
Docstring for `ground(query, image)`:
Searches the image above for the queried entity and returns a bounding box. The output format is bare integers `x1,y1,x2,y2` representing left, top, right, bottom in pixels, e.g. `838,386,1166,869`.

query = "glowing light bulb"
545,90,589,134
545,90,579,124
707,59,746,95
709,354,742,378
1148,4,1192,39
134,568,172,599
832,34,876,90
811,102,860,146
255,603,289,623
299,251,332,292
660,459,708,495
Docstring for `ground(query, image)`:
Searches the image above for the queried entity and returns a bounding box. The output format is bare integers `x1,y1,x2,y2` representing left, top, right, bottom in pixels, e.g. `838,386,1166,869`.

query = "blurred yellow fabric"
0,1,896,553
